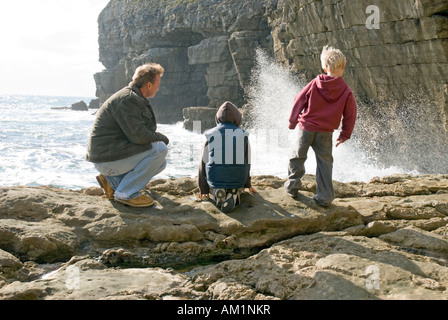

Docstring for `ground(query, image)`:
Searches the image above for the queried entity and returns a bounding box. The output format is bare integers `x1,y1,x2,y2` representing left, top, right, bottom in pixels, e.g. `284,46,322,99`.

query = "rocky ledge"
1,174,448,300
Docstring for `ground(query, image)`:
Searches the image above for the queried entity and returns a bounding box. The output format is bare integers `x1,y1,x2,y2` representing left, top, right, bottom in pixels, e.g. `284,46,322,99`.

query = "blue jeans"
94,142,168,200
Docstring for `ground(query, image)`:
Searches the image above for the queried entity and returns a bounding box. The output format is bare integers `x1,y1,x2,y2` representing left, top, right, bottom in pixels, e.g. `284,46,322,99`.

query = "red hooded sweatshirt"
288,74,357,142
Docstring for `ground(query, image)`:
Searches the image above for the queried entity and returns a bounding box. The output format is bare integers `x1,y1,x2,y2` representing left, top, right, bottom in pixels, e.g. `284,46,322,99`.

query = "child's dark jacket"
198,102,252,194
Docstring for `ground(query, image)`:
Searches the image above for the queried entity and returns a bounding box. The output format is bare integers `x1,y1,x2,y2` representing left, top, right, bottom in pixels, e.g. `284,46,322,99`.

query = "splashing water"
2,52,446,190
353,96,448,174
243,49,447,182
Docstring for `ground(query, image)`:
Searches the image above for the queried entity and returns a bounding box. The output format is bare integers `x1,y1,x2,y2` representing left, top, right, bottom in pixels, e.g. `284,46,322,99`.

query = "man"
86,63,169,208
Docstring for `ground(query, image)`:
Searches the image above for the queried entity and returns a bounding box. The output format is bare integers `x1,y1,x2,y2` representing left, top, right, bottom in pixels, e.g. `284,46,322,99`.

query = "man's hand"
158,133,169,145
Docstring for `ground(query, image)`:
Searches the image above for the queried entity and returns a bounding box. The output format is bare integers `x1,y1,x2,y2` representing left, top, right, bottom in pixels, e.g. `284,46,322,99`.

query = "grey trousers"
284,128,335,206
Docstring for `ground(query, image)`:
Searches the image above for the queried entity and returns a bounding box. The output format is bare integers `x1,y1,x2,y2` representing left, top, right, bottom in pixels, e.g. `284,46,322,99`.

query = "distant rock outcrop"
1,174,448,299
182,107,217,132
270,0,448,104
88,99,100,109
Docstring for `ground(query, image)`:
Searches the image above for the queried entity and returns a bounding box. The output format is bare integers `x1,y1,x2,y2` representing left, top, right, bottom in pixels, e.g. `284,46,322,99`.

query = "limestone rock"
93,0,447,131
88,99,100,109
270,0,448,102
1,174,448,299
0,258,188,300
182,107,217,132
188,231,448,300
380,226,448,256
268,0,448,173
94,0,274,123
0,249,22,282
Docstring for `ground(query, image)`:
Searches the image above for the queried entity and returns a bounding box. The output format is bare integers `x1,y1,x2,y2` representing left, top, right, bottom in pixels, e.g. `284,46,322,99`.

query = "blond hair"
132,63,164,88
320,45,346,73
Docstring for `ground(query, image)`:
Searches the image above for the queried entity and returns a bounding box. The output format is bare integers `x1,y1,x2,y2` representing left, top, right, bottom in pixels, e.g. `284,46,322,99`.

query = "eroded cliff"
94,0,447,129
94,0,274,123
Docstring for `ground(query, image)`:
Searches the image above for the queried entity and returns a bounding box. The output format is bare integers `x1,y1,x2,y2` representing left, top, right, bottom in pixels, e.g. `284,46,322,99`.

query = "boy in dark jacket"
285,45,357,206
198,101,256,213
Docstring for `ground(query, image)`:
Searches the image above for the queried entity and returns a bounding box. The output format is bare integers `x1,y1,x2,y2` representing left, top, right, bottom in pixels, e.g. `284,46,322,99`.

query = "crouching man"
86,63,169,208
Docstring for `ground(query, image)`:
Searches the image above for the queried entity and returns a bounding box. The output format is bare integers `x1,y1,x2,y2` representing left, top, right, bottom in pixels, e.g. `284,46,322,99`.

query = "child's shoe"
221,189,240,213
213,189,226,207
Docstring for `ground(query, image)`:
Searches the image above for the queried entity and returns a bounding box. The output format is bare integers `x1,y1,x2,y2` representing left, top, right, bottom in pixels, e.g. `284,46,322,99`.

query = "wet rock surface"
1,174,447,299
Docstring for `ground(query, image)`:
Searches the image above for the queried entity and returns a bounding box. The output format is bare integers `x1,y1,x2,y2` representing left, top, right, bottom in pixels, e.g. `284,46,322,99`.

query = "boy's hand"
243,187,257,195
336,138,346,147
198,193,209,201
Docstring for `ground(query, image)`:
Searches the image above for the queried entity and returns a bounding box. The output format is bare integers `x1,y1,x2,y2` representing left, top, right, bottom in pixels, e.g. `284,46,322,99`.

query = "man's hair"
132,63,164,88
320,45,346,73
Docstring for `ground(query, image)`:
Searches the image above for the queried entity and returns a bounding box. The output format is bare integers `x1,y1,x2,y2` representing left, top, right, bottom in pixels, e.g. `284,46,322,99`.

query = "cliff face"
94,0,447,127
268,0,448,174
94,0,275,123
270,0,448,128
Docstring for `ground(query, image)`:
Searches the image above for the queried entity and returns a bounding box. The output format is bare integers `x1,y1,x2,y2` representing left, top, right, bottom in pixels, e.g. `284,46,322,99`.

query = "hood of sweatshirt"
215,101,242,127
315,74,349,103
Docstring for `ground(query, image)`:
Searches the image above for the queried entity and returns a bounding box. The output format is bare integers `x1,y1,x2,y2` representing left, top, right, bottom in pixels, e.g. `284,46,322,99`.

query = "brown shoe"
114,194,154,208
96,174,114,200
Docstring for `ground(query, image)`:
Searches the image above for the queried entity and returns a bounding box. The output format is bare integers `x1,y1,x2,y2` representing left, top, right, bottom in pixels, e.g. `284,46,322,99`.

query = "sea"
4,50,441,191
0,94,207,190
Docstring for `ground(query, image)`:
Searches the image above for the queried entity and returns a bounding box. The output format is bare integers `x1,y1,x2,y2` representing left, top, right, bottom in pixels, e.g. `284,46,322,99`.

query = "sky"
0,0,110,98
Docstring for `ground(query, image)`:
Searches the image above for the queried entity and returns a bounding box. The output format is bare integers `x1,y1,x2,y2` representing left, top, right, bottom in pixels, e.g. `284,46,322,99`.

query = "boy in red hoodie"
285,45,357,206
